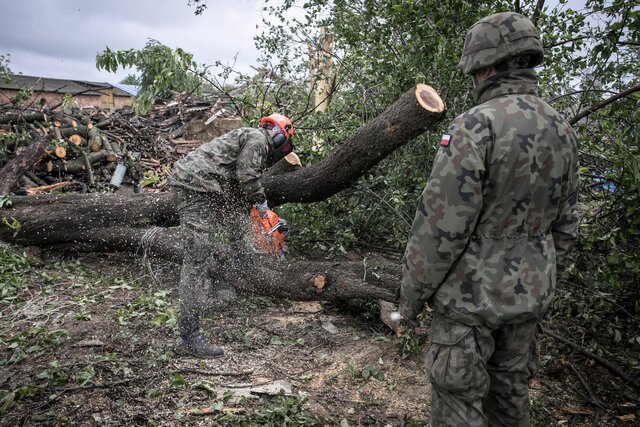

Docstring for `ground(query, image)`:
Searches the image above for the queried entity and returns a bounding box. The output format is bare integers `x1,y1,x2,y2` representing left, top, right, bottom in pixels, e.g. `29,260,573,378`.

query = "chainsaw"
249,206,289,259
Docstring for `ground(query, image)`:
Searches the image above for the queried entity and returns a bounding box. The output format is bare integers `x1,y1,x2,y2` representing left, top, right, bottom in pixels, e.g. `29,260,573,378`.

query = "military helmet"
459,12,544,75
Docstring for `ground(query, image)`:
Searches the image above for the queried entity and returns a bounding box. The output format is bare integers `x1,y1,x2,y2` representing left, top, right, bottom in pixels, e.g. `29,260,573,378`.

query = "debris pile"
0,94,242,196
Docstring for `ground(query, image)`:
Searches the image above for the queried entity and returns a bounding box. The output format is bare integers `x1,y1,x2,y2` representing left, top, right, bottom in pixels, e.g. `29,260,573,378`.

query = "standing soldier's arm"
551,136,580,271
399,123,486,320
236,132,269,204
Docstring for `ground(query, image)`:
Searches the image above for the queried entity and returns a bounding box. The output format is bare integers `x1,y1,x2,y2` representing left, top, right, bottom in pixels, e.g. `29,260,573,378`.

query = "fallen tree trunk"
37,224,398,303
0,193,177,246
1,84,444,229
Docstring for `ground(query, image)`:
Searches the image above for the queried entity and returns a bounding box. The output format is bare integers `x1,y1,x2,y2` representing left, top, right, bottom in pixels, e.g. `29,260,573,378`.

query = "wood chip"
321,321,339,334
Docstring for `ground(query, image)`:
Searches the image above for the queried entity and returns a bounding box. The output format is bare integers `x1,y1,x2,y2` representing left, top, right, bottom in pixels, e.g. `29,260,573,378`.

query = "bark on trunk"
0,134,52,196
34,224,398,303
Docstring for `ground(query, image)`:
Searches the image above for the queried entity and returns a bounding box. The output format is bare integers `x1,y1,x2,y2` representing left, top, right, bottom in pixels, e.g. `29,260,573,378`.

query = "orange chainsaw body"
249,207,286,257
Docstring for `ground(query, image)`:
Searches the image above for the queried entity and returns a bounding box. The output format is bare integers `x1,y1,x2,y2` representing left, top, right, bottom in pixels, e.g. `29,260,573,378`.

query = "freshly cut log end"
313,274,326,293
90,143,102,152
415,83,445,113
53,146,66,159
284,152,301,166
69,134,82,146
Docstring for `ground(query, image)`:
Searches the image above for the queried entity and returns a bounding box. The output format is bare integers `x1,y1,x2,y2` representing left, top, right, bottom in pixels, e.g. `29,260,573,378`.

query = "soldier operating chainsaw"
168,113,294,358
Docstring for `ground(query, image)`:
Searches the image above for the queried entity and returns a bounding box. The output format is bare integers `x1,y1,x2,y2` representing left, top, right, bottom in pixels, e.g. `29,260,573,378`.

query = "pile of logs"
0,93,239,197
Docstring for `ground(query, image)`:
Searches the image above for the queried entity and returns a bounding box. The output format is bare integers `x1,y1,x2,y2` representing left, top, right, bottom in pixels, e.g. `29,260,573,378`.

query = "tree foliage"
96,39,203,114
0,53,12,83
247,1,639,270
119,74,142,86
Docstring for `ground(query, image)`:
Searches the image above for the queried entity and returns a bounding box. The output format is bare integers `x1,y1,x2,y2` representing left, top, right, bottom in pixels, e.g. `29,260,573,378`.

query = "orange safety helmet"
260,113,294,140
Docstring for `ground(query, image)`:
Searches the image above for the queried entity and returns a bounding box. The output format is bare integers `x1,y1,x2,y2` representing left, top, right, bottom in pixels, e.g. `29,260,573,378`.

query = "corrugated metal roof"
110,82,140,97
0,74,132,97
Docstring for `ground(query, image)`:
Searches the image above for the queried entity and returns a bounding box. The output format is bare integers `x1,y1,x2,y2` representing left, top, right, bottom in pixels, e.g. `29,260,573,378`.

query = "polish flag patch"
439,133,451,147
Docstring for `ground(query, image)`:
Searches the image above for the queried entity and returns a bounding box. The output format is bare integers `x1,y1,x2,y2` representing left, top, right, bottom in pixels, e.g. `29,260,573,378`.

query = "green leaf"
170,373,187,387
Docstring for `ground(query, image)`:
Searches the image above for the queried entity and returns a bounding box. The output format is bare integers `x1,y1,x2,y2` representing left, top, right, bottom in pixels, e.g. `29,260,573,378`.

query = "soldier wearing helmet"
399,12,579,425
168,113,294,358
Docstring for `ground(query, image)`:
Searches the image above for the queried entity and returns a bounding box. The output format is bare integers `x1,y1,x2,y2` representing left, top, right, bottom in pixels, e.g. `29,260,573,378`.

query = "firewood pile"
0,93,242,196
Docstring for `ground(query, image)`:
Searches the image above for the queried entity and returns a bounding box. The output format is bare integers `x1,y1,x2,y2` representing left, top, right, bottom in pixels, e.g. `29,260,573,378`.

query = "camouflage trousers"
426,314,539,427
173,187,253,319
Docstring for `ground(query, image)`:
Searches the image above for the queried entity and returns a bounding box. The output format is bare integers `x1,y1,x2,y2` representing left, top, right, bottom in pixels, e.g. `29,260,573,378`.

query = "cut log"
88,124,102,152
0,134,53,196
47,150,108,174
60,126,89,138
68,134,83,146
0,112,46,125
53,146,67,159
101,136,118,162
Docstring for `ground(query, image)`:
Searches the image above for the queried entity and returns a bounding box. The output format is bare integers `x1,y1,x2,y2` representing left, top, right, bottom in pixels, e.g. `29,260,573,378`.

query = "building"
0,74,138,109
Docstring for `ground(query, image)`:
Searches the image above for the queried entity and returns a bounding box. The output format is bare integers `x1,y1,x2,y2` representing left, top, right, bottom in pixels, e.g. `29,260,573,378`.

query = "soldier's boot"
175,314,224,358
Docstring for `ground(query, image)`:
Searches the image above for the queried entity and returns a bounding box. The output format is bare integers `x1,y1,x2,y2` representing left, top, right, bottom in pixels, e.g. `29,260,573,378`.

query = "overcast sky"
0,0,264,83
1,1,586,85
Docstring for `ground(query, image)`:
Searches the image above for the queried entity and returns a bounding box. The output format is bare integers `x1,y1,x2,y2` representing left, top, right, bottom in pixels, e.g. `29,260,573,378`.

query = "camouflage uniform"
400,13,580,427
168,127,273,341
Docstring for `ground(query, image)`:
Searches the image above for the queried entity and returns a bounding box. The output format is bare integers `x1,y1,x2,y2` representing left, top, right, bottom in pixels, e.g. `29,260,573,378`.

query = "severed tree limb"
0,134,53,196
541,325,640,391
569,82,640,126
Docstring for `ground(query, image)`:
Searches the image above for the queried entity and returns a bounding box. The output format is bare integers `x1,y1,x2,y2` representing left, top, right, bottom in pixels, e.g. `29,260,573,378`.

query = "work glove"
255,200,269,218
277,218,290,237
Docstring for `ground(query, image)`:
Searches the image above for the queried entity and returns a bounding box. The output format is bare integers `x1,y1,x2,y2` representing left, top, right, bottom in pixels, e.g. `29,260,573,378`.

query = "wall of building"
0,89,133,109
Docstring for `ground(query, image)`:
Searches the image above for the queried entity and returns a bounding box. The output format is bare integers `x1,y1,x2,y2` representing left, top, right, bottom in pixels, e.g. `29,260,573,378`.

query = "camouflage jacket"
168,128,272,204
400,69,580,327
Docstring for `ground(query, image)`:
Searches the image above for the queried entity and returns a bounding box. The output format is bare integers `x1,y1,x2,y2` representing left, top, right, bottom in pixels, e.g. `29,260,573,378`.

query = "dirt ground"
1,248,638,426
